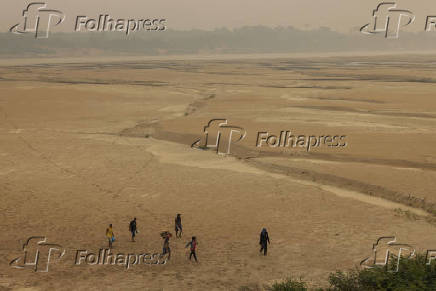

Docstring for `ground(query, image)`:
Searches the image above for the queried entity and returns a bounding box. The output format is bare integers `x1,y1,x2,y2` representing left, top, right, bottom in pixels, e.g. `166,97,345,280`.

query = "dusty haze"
2,0,436,32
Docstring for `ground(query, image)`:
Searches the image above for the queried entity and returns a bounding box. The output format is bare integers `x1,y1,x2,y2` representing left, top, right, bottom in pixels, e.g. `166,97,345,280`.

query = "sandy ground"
1,55,436,290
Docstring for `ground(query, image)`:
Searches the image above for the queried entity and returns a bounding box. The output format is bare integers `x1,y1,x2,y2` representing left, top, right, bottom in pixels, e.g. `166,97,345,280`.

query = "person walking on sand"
106,224,115,249
175,214,182,238
259,228,270,256
129,217,137,242
161,231,172,260
185,236,198,262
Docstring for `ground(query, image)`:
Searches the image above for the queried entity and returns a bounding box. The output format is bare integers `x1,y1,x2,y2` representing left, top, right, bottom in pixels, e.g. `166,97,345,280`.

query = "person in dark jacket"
259,228,270,256
175,214,182,238
129,218,137,242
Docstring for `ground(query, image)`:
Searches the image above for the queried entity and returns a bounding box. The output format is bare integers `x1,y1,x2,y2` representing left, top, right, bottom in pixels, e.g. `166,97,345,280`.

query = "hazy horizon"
2,25,436,58
2,0,436,33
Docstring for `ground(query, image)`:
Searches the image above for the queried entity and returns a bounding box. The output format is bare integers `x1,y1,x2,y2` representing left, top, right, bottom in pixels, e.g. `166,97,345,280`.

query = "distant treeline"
1,26,436,56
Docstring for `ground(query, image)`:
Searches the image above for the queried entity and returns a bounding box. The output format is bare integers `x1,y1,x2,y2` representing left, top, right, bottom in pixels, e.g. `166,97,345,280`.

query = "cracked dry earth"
1,55,436,290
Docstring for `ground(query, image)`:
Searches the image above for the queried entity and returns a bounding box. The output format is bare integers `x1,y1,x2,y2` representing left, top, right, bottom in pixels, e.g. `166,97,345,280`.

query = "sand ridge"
1,55,436,290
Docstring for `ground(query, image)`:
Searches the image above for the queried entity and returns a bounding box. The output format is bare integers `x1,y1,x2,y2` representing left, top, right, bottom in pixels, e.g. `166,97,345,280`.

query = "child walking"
185,236,198,262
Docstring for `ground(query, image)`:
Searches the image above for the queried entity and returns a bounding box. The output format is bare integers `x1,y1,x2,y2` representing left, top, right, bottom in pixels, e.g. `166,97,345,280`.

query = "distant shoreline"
1,50,436,66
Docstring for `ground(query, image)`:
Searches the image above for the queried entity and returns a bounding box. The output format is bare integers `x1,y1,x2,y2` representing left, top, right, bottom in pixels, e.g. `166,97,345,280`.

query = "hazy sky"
2,0,436,32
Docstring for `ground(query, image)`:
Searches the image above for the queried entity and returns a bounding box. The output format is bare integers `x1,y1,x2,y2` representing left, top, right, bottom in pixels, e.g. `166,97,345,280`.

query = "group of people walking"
105,214,199,262
105,214,271,263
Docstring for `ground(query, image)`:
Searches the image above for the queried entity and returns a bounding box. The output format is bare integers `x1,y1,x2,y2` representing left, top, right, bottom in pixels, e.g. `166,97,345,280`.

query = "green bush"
259,253,436,291
267,277,308,291
328,253,436,291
